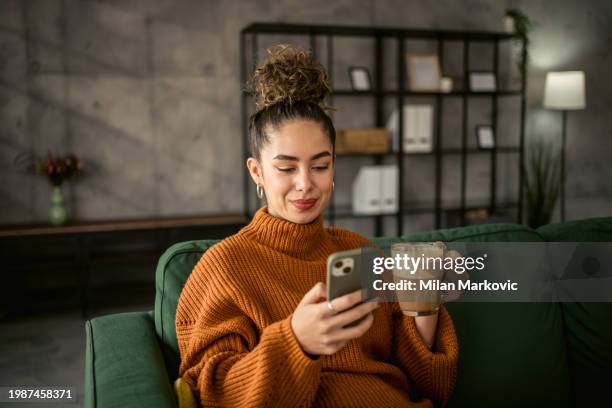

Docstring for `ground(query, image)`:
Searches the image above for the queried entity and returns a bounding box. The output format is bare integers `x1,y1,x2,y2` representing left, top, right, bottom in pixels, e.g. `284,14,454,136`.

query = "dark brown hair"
248,44,335,160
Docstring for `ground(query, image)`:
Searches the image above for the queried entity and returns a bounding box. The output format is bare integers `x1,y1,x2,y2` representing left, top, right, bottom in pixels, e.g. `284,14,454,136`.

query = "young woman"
176,44,458,407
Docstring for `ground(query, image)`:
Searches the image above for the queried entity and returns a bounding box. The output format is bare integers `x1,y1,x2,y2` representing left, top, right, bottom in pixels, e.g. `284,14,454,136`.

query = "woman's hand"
291,282,379,357
413,242,466,349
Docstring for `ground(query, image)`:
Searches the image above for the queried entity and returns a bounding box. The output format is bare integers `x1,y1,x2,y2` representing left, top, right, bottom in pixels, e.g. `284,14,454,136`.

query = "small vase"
49,186,67,226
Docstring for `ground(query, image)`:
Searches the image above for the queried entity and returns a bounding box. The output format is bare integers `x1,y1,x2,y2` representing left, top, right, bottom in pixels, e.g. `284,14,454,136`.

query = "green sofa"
84,217,612,408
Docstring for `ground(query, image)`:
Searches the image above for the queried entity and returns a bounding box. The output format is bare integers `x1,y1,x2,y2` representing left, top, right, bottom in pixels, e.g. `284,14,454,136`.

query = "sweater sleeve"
175,252,322,407
391,303,458,407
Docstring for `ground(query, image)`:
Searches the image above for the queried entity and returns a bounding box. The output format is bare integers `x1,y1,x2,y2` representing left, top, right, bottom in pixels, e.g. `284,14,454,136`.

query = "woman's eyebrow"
273,151,331,161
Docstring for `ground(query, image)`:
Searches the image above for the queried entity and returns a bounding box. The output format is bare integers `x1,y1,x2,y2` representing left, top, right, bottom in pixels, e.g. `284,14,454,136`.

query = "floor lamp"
543,71,586,222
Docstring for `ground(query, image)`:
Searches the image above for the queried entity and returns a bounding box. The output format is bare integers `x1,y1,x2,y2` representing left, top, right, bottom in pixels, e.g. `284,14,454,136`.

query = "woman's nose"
295,171,313,191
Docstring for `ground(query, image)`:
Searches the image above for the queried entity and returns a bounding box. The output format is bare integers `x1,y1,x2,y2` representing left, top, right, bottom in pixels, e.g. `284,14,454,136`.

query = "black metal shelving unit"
240,22,526,236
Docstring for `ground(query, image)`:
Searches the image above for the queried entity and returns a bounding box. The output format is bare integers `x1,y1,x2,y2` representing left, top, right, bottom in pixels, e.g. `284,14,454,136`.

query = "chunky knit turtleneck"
176,205,458,408
240,206,328,260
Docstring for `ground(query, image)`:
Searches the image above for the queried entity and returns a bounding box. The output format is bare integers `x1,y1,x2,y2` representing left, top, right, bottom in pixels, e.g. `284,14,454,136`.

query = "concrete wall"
1,0,610,233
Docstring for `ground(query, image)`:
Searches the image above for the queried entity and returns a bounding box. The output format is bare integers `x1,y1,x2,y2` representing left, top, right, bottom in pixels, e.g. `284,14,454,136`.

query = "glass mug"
390,242,445,316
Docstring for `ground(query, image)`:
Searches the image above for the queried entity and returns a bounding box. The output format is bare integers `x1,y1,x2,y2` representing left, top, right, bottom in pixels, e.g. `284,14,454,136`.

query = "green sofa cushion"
85,311,177,408
537,216,612,242
401,223,573,408
538,216,612,407
401,222,543,243
154,240,220,381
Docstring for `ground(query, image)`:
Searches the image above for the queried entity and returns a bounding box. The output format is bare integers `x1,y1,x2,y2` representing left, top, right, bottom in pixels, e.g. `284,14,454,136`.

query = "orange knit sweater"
176,206,458,407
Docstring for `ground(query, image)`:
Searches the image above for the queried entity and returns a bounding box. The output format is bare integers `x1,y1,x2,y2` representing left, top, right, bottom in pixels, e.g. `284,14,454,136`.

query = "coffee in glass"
390,242,445,316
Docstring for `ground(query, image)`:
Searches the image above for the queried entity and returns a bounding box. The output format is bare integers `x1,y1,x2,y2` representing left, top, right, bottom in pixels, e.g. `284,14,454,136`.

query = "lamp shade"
543,71,586,110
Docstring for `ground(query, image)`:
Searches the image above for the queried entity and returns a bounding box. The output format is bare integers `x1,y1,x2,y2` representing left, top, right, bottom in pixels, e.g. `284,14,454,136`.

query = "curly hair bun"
252,44,332,110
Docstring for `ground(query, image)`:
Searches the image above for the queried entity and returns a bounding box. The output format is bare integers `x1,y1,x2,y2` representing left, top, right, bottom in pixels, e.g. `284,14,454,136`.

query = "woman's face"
247,120,334,224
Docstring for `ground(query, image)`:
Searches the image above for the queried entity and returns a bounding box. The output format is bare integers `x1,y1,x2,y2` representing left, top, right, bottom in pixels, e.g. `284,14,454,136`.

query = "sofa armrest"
85,311,177,408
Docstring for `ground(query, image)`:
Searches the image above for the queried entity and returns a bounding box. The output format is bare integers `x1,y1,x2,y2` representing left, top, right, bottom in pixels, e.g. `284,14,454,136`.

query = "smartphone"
326,248,369,327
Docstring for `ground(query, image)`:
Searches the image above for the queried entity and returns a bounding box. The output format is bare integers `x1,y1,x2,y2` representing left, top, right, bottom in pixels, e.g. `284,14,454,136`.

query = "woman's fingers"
327,300,379,330
326,288,366,314
299,282,327,307
327,312,375,343
294,284,378,356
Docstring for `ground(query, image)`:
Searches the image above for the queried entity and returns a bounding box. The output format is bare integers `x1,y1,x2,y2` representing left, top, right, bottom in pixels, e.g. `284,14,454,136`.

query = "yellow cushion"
174,377,198,408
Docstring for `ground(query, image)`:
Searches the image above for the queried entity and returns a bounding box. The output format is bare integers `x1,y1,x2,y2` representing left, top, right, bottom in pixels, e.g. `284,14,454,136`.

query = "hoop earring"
256,184,264,199
332,181,335,191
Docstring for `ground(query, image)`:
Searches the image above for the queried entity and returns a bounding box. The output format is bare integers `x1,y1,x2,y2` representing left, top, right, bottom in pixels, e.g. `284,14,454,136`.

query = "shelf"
439,147,521,154
331,90,522,97
336,152,392,157
407,147,521,155
242,22,516,41
243,90,523,98
335,147,521,157
326,202,519,220
0,214,247,238
433,202,520,213
325,209,392,220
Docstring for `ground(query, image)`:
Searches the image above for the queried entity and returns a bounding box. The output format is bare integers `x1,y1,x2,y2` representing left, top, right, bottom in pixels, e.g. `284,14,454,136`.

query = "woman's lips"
291,198,317,210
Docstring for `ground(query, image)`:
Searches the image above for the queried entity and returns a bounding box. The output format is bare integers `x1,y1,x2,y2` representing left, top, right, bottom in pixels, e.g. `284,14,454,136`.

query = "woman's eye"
277,165,328,172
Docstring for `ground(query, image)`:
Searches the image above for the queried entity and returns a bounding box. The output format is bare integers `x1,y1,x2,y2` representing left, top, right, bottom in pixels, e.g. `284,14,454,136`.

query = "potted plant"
523,139,561,228
15,151,83,226
505,9,532,85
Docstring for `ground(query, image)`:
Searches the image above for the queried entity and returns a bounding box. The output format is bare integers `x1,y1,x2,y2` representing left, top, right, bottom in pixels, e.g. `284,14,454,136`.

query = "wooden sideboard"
0,214,247,319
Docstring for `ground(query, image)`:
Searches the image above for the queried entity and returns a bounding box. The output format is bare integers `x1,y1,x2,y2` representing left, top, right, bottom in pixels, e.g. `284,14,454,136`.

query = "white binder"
352,165,398,214
380,166,398,213
386,105,433,153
